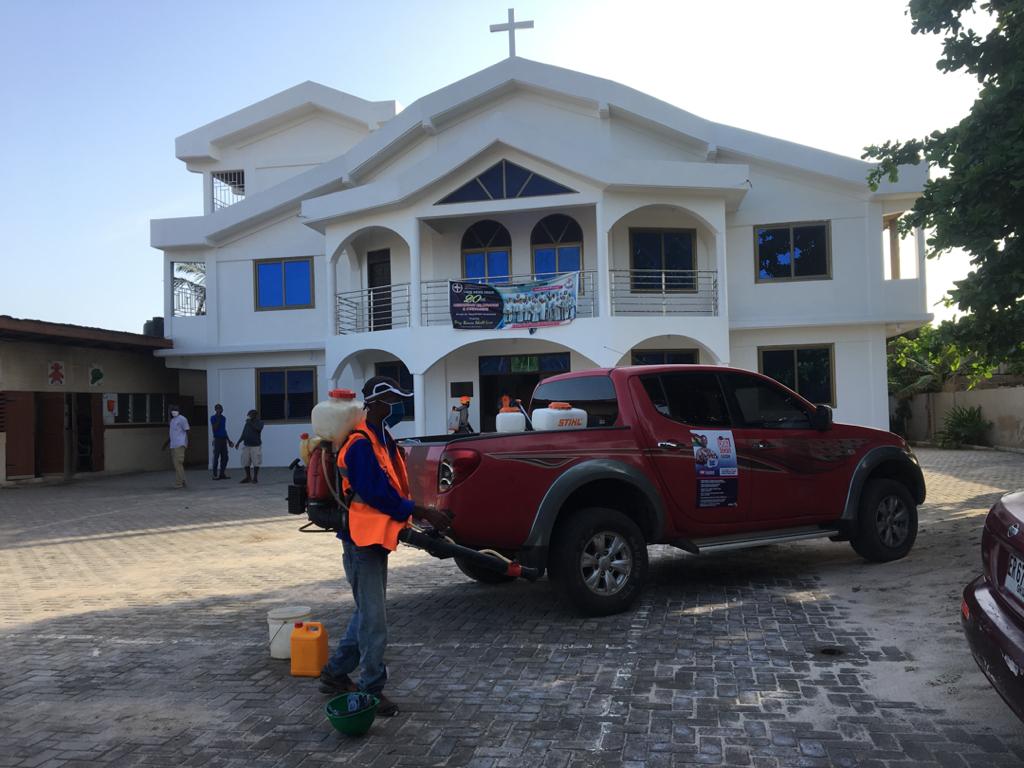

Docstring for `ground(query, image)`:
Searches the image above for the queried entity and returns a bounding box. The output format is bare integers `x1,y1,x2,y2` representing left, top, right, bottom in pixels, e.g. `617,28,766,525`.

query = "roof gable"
175,81,396,163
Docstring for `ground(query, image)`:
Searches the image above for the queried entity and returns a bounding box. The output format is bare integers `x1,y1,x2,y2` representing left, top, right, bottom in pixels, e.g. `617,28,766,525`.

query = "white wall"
205,351,326,467
730,324,889,429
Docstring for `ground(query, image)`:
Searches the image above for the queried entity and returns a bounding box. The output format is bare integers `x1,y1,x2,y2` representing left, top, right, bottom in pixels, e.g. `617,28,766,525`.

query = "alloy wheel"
579,531,633,596
874,494,910,548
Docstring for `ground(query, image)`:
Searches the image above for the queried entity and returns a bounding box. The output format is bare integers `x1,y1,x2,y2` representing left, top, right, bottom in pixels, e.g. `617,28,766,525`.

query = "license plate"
1006,553,1024,604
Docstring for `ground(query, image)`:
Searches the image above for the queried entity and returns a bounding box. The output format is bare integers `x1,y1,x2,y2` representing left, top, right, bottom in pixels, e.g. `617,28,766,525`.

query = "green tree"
864,0,1024,370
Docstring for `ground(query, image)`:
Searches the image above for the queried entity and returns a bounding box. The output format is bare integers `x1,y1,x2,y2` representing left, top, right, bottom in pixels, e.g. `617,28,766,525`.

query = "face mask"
384,401,405,428
170,410,179,417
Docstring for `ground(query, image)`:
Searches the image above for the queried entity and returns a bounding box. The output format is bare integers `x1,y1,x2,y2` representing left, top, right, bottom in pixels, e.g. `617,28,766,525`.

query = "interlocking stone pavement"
0,448,1022,767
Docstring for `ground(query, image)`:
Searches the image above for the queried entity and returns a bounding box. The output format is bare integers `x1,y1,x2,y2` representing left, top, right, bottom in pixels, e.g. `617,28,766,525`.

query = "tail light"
439,449,481,492
961,599,970,621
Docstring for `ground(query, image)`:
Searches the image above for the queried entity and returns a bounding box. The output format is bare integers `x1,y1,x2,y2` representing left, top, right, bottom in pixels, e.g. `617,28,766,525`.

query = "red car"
404,365,926,616
962,491,1024,723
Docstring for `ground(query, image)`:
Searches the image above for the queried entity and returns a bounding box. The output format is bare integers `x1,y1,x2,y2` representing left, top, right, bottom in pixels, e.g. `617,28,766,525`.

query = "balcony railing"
335,283,411,334
421,271,598,326
610,269,718,316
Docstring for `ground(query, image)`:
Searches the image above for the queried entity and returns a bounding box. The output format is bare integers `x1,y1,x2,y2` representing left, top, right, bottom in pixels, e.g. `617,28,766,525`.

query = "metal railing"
421,271,597,326
212,170,245,211
172,280,206,317
610,269,718,316
335,283,411,334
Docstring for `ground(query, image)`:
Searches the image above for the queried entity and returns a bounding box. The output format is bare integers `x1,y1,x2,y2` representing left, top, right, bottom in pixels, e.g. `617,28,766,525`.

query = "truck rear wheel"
549,507,648,616
850,478,918,562
454,556,515,584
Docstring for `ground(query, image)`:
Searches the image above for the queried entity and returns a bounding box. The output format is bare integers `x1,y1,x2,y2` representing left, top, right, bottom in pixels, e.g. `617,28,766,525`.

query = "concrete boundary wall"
907,386,1024,448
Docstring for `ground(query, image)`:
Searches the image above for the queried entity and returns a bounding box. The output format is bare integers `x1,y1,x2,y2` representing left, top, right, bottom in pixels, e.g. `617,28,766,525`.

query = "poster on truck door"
691,430,738,508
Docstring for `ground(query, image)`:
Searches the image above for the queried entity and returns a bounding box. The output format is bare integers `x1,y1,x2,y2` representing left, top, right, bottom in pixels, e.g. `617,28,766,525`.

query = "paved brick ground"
0,449,1022,767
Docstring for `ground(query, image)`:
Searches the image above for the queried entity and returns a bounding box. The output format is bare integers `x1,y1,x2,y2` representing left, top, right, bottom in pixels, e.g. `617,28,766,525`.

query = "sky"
0,0,981,333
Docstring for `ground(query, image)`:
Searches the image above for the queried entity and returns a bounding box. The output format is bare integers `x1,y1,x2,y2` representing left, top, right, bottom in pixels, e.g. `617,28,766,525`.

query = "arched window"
462,220,512,284
531,214,583,278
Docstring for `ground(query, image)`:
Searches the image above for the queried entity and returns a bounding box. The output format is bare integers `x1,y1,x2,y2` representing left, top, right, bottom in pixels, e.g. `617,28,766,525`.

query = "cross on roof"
490,8,533,58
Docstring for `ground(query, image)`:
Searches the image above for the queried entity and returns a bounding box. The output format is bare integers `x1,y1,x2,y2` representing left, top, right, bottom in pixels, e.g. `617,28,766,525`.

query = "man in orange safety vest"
318,375,452,716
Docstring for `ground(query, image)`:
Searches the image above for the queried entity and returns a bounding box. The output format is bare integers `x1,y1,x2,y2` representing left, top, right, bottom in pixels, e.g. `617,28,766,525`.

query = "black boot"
252,467,259,484
240,467,251,484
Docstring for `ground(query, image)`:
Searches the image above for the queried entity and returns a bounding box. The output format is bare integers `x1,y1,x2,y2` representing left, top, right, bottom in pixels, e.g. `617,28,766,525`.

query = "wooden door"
36,392,66,475
2,392,36,478
367,249,392,331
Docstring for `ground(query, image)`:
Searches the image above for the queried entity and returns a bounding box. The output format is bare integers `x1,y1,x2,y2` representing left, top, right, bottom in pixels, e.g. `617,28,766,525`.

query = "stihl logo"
558,418,583,427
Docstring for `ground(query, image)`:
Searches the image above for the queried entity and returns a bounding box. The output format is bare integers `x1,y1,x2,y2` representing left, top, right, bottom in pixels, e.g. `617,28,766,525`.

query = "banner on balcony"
449,272,579,330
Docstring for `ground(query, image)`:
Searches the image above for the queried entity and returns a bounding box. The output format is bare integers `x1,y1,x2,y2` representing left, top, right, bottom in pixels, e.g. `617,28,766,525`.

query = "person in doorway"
209,404,234,480
449,395,474,434
234,409,263,483
162,405,190,489
318,375,452,716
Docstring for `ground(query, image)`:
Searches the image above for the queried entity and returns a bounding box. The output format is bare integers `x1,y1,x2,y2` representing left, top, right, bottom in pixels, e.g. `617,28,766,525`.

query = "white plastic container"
495,408,526,433
531,402,588,431
311,389,364,444
267,605,312,659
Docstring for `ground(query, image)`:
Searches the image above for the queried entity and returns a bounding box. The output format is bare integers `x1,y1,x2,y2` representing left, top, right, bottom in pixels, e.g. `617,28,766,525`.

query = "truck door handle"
754,440,773,449
657,440,682,450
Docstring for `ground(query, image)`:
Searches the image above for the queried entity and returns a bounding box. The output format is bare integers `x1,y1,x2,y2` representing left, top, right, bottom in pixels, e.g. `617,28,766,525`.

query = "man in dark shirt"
235,410,263,484
318,375,451,716
209,404,234,480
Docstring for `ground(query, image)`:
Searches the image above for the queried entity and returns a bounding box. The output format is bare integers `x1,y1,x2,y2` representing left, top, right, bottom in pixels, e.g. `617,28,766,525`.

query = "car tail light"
961,599,970,621
438,449,481,492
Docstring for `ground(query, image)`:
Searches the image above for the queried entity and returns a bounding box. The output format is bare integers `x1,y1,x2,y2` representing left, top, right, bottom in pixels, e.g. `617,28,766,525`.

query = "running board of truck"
674,526,841,555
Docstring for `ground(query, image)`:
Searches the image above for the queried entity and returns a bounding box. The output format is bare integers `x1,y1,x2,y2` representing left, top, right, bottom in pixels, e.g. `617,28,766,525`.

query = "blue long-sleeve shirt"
336,422,414,543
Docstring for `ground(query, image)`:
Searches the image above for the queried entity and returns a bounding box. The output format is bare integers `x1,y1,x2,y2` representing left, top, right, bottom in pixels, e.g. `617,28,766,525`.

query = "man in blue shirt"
209,404,233,480
318,375,451,717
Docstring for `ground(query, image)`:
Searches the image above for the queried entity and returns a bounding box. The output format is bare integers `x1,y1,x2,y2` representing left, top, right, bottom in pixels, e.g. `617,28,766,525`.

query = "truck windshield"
530,376,619,426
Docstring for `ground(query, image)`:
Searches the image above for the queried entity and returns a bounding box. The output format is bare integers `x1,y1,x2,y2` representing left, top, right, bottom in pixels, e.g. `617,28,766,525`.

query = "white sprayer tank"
495,407,526,433
311,389,364,444
531,402,588,431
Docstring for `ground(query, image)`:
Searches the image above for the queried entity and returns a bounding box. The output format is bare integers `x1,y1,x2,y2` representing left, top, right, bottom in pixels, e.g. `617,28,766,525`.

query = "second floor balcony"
334,268,718,335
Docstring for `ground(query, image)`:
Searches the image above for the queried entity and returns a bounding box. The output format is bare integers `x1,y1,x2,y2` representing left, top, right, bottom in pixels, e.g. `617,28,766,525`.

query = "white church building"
152,56,929,466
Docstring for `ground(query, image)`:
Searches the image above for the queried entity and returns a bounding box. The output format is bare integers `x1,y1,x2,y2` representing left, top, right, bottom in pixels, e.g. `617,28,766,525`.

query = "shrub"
935,405,992,448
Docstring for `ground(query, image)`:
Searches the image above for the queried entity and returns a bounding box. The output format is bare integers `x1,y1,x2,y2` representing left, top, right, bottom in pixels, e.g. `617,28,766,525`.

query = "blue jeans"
326,541,389,694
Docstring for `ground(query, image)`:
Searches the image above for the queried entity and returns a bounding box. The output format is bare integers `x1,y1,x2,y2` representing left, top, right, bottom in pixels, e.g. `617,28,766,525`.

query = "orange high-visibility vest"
337,420,411,551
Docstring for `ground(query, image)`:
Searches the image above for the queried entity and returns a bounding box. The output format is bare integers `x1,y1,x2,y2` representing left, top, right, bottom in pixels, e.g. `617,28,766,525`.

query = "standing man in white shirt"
162,405,190,489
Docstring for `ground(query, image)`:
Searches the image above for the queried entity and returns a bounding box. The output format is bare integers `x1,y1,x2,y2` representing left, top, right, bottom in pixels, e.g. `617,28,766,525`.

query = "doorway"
478,353,570,431
367,249,392,330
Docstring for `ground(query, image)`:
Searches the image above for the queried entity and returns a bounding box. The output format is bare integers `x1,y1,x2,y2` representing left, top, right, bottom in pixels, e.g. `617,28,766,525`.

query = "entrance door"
36,392,66,475
3,391,36,478
367,249,392,331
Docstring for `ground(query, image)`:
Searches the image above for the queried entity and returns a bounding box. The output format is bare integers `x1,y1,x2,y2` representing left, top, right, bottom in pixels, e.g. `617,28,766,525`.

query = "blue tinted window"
284,260,312,306
259,371,286,420
558,246,581,273
464,252,486,280
757,227,794,279
257,263,283,308
487,250,510,283
539,352,570,372
534,248,556,277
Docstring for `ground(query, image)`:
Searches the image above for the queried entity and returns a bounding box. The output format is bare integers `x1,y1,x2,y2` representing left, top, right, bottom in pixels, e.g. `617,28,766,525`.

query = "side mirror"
812,404,833,431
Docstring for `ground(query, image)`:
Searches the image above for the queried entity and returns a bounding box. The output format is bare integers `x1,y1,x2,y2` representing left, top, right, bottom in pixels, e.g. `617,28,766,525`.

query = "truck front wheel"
549,507,648,616
850,478,918,562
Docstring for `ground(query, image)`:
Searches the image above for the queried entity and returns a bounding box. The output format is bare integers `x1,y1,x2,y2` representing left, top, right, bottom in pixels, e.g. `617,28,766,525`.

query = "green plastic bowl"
325,692,379,737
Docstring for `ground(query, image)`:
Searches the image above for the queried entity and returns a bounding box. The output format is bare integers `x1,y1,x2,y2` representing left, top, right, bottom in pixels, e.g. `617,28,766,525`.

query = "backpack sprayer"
286,389,538,581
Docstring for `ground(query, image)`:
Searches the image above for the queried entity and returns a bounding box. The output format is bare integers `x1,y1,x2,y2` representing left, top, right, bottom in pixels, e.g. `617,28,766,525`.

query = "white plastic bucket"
267,605,312,659
496,410,526,433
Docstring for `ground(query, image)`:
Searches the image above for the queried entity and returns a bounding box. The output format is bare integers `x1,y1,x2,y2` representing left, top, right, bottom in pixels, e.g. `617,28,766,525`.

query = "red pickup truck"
404,365,925,616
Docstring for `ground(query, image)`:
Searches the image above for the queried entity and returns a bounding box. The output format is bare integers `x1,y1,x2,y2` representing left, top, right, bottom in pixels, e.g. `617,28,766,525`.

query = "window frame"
753,220,832,283
531,215,584,279
255,366,318,423
756,343,837,407
253,256,316,311
639,372,733,428
627,228,698,293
